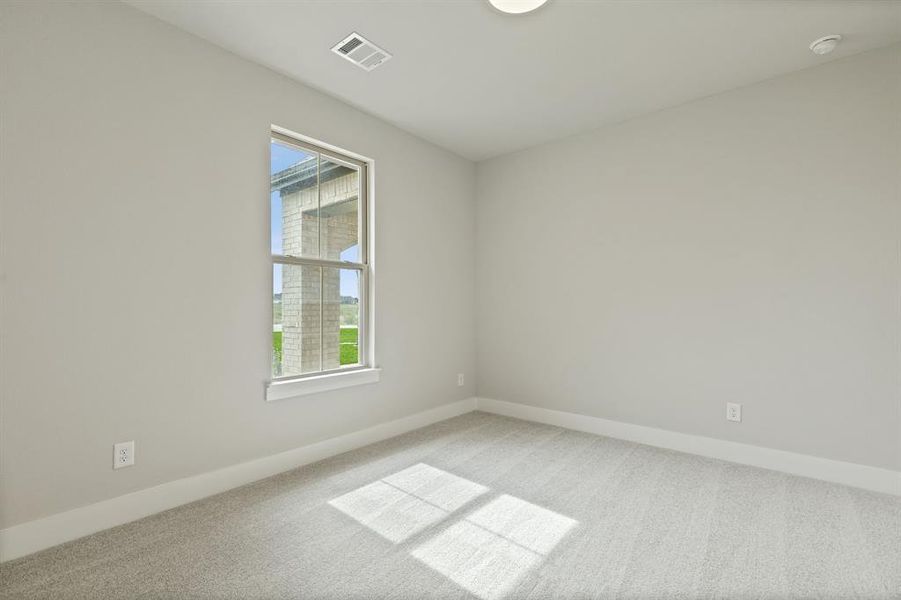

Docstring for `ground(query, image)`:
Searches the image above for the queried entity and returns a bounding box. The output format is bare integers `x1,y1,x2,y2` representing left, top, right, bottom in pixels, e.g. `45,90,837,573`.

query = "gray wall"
0,1,476,528
476,45,901,471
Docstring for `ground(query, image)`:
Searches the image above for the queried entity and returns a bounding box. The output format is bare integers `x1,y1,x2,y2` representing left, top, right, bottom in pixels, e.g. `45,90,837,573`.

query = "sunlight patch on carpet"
412,495,577,600
328,463,488,543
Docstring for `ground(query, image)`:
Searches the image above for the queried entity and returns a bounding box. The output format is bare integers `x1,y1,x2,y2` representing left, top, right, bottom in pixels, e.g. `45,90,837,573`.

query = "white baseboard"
5,395,896,563
0,397,478,563
476,397,901,496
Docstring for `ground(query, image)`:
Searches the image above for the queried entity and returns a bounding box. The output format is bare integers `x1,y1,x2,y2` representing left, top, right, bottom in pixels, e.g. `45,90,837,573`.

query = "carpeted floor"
2,411,899,599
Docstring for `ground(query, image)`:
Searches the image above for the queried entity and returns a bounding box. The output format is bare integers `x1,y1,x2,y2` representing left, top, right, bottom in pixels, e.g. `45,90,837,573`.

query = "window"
270,130,371,387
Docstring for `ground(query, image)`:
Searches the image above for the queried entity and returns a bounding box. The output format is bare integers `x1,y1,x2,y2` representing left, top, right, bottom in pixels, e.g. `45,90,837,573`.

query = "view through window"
270,132,368,379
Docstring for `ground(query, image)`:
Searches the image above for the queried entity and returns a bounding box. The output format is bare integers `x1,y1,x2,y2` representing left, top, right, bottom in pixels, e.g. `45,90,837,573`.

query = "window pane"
271,140,319,257
273,263,321,378
320,156,360,263
325,268,361,368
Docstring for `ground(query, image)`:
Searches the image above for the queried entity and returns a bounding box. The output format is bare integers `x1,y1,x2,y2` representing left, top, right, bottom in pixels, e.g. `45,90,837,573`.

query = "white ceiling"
126,0,901,161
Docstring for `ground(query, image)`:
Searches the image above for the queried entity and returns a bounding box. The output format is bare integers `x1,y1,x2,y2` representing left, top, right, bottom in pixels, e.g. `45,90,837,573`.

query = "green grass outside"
340,340,358,365
273,330,282,366
338,327,359,366
273,327,358,368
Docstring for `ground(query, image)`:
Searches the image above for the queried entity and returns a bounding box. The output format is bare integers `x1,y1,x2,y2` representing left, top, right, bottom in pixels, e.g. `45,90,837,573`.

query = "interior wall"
0,0,476,529
476,45,901,471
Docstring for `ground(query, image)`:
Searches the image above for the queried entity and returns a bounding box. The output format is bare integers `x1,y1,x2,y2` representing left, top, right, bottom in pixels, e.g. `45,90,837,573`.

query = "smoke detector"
809,35,842,55
331,32,392,71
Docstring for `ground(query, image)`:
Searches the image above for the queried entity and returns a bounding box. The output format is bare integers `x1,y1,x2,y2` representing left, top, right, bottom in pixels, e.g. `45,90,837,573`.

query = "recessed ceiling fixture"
488,0,549,15
331,32,392,71
809,35,842,55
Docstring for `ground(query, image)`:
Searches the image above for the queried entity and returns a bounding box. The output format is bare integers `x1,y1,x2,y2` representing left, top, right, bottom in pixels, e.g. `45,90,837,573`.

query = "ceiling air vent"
331,32,392,72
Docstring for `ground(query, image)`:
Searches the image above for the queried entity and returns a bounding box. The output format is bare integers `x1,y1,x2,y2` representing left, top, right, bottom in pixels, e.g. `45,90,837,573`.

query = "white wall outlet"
457,373,465,387
113,441,135,469
726,403,742,423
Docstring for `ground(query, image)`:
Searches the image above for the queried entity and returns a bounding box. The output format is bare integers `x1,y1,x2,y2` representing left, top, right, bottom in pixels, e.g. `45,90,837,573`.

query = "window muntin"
270,132,368,380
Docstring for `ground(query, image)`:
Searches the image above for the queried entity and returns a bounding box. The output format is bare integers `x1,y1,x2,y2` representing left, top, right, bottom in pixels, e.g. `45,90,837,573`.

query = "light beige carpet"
2,412,899,599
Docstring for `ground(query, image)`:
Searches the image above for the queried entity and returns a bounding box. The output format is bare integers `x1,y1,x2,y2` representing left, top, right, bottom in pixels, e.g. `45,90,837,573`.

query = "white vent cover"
331,32,392,72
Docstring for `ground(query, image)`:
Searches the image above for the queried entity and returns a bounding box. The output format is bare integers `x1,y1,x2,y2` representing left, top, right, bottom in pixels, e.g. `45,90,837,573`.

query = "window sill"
266,368,381,402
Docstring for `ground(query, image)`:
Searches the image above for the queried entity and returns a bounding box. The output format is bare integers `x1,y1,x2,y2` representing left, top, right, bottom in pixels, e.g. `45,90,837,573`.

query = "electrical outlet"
113,441,135,469
726,403,742,423
457,373,465,387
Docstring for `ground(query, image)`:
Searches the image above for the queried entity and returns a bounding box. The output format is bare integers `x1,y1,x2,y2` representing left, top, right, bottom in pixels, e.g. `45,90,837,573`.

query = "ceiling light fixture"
809,35,842,55
488,0,549,15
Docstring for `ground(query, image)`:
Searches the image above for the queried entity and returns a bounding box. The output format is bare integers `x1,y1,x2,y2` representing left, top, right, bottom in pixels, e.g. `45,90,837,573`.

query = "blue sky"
271,142,359,299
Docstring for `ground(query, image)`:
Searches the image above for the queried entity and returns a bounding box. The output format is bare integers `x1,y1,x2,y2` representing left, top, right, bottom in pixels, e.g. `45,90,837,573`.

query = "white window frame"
266,128,378,401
